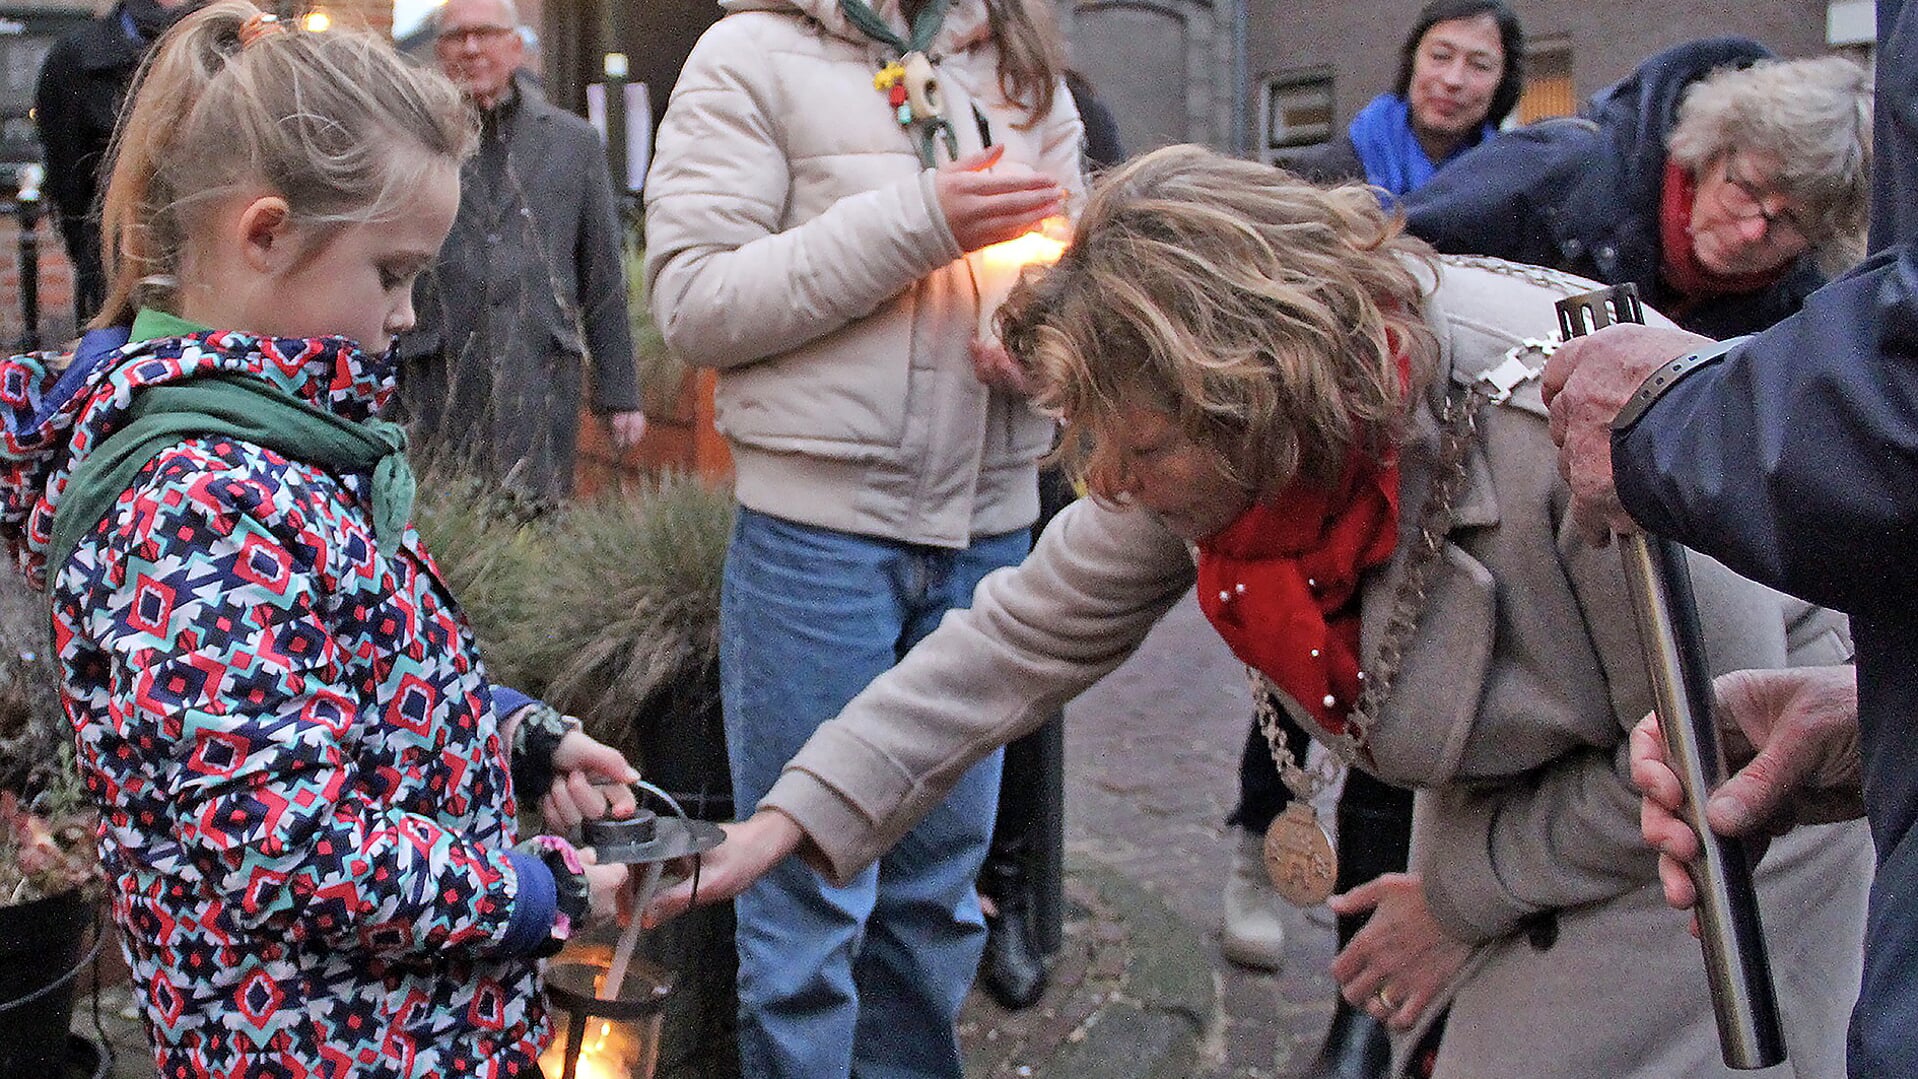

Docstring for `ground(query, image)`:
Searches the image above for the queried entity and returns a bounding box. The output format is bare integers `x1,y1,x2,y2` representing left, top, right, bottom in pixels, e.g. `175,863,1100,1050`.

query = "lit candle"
973,215,1071,343
537,1019,634,1079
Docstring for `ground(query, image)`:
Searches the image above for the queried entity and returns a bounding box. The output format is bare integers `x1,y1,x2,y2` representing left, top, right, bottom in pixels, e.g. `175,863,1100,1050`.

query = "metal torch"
1555,285,1785,1069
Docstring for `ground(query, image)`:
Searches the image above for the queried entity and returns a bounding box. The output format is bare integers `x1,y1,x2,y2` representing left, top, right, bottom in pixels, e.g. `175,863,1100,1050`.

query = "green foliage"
524,474,732,748
414,470,733,750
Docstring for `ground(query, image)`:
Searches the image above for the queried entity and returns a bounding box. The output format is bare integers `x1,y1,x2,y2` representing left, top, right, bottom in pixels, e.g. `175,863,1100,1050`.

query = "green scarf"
838,0,959,166
48,312,415,578
838,0,948,55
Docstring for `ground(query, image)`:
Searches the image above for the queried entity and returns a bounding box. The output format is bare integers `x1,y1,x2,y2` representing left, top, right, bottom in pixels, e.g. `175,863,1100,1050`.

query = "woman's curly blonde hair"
999,145,1437,500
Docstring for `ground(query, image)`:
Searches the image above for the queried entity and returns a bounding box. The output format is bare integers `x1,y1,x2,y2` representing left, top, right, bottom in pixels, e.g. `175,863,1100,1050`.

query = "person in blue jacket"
1542,3,1918,1073
1290,0,1524,197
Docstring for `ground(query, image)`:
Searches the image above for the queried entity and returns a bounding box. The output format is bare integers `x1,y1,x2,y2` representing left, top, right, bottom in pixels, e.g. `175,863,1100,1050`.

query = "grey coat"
398,74,640,500
761,256,1868,1078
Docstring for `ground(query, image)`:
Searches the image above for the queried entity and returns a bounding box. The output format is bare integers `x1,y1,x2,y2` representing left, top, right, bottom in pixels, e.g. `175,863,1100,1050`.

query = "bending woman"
652,146,1867,1078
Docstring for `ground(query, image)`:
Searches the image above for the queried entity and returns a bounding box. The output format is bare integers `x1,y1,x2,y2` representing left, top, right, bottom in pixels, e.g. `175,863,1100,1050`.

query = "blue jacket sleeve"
1613,245,1918,614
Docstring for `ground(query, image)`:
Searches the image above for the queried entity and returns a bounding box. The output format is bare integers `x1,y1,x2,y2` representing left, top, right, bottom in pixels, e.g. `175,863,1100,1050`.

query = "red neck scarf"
1195,446,1401,736
1658,161,1790,307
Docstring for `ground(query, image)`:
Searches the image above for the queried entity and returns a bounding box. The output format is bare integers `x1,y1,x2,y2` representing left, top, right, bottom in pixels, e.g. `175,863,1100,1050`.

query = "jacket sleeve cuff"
491,685,537,717
915,167,965,266
1415,793,1530,944
759,767,897,887
496,849,559,957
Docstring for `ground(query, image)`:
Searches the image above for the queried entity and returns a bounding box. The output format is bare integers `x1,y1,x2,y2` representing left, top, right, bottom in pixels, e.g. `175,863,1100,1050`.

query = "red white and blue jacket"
0,329,562,1078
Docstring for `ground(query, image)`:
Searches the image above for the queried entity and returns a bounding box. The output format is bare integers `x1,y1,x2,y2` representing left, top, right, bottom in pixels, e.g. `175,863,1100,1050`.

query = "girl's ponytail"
95,1,257,328
91,0,474,330
986,0,1066,128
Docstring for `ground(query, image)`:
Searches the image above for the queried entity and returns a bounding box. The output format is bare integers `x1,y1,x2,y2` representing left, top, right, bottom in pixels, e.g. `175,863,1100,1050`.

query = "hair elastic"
238,11,288,47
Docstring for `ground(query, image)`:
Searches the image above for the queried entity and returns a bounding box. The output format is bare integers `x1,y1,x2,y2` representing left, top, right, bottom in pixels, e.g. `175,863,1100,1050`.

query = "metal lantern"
540,781,724,1079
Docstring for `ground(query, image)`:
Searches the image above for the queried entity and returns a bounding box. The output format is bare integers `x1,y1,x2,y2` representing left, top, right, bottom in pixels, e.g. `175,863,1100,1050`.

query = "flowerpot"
0,889,94,1079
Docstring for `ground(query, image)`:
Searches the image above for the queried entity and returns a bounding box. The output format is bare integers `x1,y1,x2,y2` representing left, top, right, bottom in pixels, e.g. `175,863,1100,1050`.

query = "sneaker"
1220,829,1287,970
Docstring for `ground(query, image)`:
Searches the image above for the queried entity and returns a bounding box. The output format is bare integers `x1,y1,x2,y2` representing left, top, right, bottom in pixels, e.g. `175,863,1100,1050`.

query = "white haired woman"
647,146,1869,1078
1406,37,1871,340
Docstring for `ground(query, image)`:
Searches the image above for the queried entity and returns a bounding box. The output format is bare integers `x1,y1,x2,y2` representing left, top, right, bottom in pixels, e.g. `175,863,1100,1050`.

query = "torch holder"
1556,284,1785,1069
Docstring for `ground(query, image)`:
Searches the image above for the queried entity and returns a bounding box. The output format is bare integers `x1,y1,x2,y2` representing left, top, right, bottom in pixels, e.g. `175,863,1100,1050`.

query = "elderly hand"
1631,665,1863,918
970,338,1034,396
1540,324,1711,547
607,409,648,451
936,147,1067,254
1327,873,1471,1032
542,729,641,830
641,809,804,927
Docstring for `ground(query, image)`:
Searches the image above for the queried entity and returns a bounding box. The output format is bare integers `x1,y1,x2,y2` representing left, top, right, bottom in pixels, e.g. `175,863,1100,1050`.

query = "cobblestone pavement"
958,588,1343,1078
77,590,1341,1079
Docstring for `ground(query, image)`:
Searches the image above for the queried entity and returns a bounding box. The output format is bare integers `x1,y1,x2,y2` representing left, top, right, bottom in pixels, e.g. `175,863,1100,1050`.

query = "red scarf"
1195,447,1400,736
1657,161,1789,307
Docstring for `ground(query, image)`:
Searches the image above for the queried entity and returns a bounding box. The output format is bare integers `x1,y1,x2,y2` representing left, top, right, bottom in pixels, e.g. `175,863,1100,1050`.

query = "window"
1260,70,1335,165
1517,43,1574,124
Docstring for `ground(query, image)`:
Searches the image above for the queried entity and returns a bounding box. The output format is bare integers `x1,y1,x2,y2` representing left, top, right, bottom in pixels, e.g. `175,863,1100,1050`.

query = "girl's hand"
576,847,632,923
1327,873,1471,1032
936,147,1067,253
641,810,806,927
542,730,641,830
970,338,1034,396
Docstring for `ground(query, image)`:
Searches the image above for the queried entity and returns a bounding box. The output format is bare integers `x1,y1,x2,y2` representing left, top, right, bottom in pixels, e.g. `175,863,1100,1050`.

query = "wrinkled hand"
969,338,1033,396
1632,665,1863,920
542,730,641,830
577,847,632,923
1540,324,1711,547
1327,873,1471,1032
935,146,1067,254
641,810,805,927
607,410,648,451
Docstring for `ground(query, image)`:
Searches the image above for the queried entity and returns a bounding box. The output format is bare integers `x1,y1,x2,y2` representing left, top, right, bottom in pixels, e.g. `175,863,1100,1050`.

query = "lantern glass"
539,942,673,1079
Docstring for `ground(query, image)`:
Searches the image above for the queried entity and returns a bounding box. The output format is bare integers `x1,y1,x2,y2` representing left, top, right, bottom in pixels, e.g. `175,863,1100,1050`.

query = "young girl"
0,5,635,1075
643,0,1083,1074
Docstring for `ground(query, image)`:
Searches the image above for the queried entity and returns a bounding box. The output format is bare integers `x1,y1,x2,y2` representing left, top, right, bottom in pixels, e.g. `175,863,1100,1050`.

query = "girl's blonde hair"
999,145,1437,499
982,0,1066,126
93,1,477,329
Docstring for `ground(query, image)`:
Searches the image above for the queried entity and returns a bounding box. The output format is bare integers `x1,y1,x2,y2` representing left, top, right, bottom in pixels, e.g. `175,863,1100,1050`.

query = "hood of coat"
719,0,993,55
1583,36,1773,212
0,331,393,588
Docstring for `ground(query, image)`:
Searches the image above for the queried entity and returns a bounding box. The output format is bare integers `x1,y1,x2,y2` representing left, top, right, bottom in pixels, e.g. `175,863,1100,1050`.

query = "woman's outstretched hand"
1327,873,1471,1032
641,809,807,927
936,146,1067,253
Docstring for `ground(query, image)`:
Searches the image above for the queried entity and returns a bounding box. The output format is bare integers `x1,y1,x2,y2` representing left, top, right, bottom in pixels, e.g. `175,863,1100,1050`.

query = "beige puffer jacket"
645,0,1084,546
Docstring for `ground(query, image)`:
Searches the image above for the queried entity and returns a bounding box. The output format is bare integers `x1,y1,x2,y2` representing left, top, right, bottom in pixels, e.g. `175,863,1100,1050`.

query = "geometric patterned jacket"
0,331,555,1078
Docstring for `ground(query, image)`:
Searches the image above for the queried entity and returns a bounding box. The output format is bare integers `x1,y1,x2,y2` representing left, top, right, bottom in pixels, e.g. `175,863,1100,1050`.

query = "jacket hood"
1585,37,1773,204
0,331,393,589
718,0,992,54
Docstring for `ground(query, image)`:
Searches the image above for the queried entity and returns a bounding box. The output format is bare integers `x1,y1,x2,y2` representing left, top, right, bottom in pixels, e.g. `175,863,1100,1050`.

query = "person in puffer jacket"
644,0,1084,1073
0,6,639,1076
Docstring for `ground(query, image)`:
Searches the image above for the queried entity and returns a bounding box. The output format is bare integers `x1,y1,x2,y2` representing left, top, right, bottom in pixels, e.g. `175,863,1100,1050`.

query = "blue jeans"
722,507,1028,1079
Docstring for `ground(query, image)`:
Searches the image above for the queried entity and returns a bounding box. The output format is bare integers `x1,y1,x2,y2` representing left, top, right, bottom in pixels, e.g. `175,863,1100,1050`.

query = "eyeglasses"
436,24,515,48
1714,159,1812,247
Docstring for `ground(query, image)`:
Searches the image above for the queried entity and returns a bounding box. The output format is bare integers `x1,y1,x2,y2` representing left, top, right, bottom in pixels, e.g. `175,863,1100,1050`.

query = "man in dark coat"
1542,3,1918,1074
1405,37,1867,340
34,0,197,325
400,0,644,502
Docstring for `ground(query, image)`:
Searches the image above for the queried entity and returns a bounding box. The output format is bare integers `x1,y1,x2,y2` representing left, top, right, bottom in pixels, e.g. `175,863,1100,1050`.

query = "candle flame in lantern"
537,1019,634,1079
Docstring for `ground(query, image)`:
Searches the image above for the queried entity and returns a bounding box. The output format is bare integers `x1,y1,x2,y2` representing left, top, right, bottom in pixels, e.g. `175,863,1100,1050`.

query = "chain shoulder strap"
1250,335,1557,776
